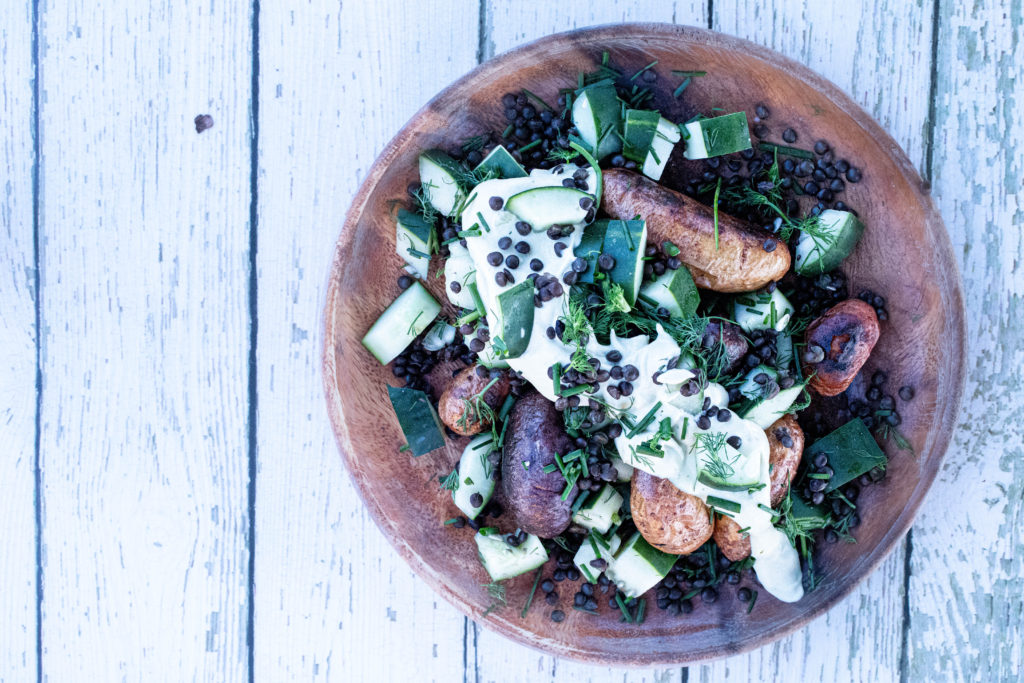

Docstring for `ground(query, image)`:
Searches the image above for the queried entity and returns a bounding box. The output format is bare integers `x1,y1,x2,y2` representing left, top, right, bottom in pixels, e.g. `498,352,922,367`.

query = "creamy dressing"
450,167,804,603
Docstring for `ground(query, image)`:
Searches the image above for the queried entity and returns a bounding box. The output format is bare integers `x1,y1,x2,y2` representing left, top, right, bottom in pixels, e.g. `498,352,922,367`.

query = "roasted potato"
438,365,511,436
767,415,804,507
602,169,790,292
701,320,749,373
631,470,713,554
713,515,751,562
802,299,880,396
500,391,576,537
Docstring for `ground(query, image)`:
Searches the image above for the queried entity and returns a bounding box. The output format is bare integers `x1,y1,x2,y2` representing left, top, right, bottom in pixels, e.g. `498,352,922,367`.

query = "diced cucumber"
452,435,498,519
606,531,678,598
794,209,865,275
395,209,433,279
804,419,887,492
573,530,622,583
505,186,592,230
597,219,648,305
477,336,511,369
362,281,441,364
640,267,699,319
622,109,661,164
775,333,794,373
386,386,445,456
571,82,623,159
733,288,794,333
738,365,780,401
742,382,808,429
571,484,623,534
575,220,606,284
608,454,634,482
419,150,465,216
421,320,456,352
682,112,752,160
443,242,476,309
475,529,549,582
494,279,535,359
642,117,681,181
474,144,527,179
692,427,762,491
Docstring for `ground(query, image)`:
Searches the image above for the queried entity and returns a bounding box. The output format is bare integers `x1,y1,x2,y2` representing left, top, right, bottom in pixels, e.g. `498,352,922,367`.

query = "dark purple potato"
701,321,749,373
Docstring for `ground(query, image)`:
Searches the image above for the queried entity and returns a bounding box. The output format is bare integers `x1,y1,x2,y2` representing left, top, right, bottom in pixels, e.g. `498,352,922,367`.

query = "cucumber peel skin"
682,112,752,160
622,109,661,164
804,419,887,492
640,267,699,319
494,280,536,359
505,186,591,230
395,209,433,279
386,385,446,457
794,210,866,275
474,145,527,179
742,382,808,429
418,150,466,216
571,83,623,160
475,531,549,582
361,280,441,364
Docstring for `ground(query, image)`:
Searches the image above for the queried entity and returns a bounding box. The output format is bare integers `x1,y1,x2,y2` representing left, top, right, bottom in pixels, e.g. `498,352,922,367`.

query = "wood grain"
37,2,252,679
0,1,38,680
253,1,478,681
906,1,1024,680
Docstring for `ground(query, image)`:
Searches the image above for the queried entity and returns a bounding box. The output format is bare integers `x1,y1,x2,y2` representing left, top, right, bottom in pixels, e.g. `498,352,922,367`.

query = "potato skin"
701,320,749,373
438,366,511,436
767,415,804,507
803,299,880,396
500,391,576,537
713,515,751,562
631,470,713,554
601,169,790,293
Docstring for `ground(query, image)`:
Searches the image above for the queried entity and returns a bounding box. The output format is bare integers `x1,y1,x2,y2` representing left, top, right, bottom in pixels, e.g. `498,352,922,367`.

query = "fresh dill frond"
692,431,736,481
481,581,507,617
439,469,460,492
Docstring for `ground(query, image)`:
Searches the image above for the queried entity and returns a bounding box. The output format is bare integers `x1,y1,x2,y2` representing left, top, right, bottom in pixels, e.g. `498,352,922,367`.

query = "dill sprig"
481,581,507,617
439,469,460,492
693,431,736,481
559,295,595,374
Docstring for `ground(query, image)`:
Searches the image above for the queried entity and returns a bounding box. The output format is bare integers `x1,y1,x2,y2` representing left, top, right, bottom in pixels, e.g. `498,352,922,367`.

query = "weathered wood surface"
2,0,1020,680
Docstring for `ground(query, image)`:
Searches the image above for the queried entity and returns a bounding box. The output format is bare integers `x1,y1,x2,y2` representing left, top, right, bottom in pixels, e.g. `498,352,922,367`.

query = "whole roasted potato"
802,299,880,396
602,169,790,292
713,515,751,562
438,365,511,436
631,470,713,554
767,415,804,507
701,320,749,373
500,391,576,537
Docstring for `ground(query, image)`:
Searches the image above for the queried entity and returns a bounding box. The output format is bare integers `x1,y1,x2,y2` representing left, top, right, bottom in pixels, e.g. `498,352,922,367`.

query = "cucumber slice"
419,150,465,216
493,279,535,359
622,109,661,164
571,83,623,159
794,209,865,275
642,117,682,181
733,288,794,333
573,530,622,584
597,219,648,305
606,531,678,598
640,267,699,319
421,320,456,352
608,453,634,482
691,427,762,491
738,365,780,401
362,281,441,364
505,186,592,230
386,386,445,456
682,112,752,160
804,419,887,492
571,484,623,534
452,435,498,519
474,144,527,179
775,333,794,373
475,529,549,582
742,382,808,429
574,220,606,284
395,209,433,279
443,242,476,309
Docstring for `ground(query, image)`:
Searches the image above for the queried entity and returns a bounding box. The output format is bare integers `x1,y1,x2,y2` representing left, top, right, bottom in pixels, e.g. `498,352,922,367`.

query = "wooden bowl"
322,24,965,665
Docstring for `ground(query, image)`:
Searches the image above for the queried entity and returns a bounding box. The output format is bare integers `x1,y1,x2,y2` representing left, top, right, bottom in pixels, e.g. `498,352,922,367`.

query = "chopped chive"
807,472,831,480
518,139,543,154
406,247,431,259
521,567,544,618
542,463,559,473
444,517,459,525
614,594,634,623
672,77,691,98
457,228,482,238
747,589,759,613
571,490,591,513
406,311,423,335
635,598,646,623
713,177,722,251
560,383,591,398
579,453,589,478
707,495,741,514
468,281,487,319
552,362,562,397
476,212,491,233
502,123,514,138
498,395,516,421
671,70,707,78
683,588,701,600
572,606,599,615
630,60,658,81
521,88,552,110
457,309,481,326
756,141,814,159
399,444,410,453
627,401,662,438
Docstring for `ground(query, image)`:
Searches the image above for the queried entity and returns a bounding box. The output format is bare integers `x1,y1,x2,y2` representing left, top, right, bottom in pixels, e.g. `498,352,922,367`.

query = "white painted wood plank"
473,4,703,681
0,1,38,681
253,1,478,681
701,3,937,681
37,2,252,679
906,1,1023,680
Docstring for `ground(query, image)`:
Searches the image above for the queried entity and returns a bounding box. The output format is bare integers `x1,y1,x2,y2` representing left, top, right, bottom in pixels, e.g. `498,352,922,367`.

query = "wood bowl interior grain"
322,24,965,665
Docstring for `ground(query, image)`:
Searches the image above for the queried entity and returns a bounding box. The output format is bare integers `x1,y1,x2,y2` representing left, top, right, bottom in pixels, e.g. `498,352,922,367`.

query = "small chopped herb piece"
713,177,722,251
706,495,741,515
671,70,707,78
629,60,659,81
672,77,691,99
756,141,814,159
521,567,545,618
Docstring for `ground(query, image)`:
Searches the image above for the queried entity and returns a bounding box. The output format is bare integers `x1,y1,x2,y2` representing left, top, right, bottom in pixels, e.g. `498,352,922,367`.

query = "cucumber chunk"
642,117,682,181
738,365,780,401
597,219,648,305
362,281,441,364
575,220,606,284
775,333,795,373
682,112,752,160
622,109,661,164
733,288,794,333
804,419,887,492
386,386,445,457
571,484,623,534
640,267,699,318
475,529,549,582
571,83,623,159
794,209,865,275
493,279,535,359
419,150,465,216
396,208,433,279
421,320,456,352
606,531,678,598
442,242,477,309
691,426,762,491
573,530,622,584
452,435,498,519
743,382,808,429
505,186,592,230
474,144,527,179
